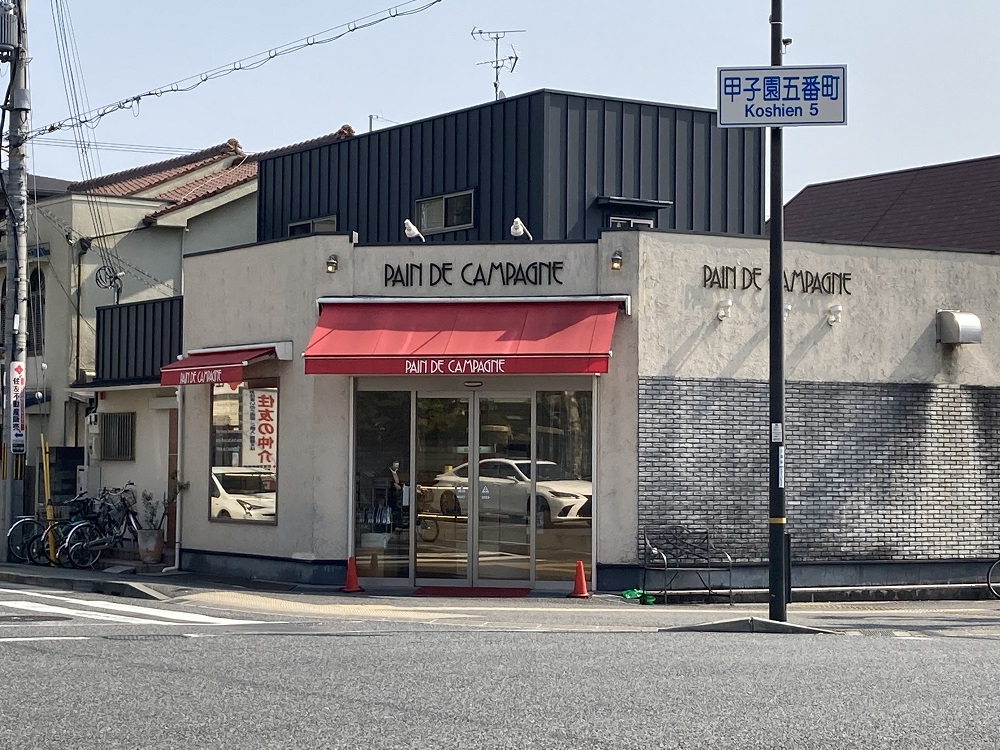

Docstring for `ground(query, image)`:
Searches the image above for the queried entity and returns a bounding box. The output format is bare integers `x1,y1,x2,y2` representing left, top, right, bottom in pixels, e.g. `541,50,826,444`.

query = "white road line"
1,600,175,624
0,636,91,643
1,590,270,625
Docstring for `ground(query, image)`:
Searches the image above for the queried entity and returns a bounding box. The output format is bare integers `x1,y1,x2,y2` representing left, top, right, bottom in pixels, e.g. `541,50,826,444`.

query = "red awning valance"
160,347,277,386
303,300,621,376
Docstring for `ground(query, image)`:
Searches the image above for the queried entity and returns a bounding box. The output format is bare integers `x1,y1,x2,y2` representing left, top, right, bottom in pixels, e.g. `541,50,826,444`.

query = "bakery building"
99,92,1000,591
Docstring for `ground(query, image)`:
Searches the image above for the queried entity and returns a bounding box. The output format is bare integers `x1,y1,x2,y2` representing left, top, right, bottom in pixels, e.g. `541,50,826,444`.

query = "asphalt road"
2,584,1000,749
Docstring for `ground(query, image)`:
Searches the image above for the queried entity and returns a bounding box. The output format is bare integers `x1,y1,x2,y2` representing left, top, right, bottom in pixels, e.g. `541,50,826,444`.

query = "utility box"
937,310,982,344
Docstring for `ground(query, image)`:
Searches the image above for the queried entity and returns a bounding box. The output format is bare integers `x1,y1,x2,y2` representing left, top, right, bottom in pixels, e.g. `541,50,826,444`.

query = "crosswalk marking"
0,588,274,626
1,600,177,625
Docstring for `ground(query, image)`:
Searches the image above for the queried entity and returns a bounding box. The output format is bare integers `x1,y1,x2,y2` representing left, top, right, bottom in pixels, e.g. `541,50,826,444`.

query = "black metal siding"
256,89,764,243
93,296,183,386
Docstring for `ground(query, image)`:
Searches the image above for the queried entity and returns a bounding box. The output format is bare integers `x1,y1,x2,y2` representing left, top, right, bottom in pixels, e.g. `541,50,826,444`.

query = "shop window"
354,391,411,578
416,190,474,234
535,390,593,581
210,379,278,524
100,412,136,461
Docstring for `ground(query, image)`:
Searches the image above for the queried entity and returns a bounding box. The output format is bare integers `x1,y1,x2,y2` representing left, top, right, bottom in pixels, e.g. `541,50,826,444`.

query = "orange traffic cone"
567,560,591,598
342,555,364,593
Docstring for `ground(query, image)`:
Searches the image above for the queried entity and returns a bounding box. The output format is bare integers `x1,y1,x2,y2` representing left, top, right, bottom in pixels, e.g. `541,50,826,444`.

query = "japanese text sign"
717,65,847,127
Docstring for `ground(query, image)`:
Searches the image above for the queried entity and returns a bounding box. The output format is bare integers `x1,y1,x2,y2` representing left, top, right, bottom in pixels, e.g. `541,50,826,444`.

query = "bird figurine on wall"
404,219,425,242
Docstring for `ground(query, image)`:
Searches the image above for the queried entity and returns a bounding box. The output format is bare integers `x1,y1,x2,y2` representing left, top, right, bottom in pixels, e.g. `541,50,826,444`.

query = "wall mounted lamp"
403,218,425,242
827,304,843,326
783,303,792,321
326,254,339,274
510,217,533,240
463,380,483,388
610,250,623,271
717,298,733,321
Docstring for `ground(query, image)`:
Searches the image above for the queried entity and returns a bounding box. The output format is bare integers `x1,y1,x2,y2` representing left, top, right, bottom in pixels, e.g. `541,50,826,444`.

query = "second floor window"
416,190,474,234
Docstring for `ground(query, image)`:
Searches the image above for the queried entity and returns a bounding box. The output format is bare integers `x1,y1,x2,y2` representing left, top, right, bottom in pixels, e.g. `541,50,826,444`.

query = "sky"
10,0,1000,203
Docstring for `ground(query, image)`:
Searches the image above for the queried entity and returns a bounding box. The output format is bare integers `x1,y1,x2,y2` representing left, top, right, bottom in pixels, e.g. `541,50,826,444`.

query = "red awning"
160,347,276,386
304,300,620,376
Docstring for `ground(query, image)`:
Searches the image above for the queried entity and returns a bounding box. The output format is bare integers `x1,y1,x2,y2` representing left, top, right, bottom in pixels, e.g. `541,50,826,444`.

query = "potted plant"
137,490,165,564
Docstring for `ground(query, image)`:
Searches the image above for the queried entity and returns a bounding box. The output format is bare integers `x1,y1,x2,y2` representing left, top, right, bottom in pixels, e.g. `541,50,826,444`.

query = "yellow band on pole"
768,517,787,524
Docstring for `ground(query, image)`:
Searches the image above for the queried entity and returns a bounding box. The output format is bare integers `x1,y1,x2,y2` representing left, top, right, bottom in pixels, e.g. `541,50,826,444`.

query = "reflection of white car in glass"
211,467,277,521
431,459,591,527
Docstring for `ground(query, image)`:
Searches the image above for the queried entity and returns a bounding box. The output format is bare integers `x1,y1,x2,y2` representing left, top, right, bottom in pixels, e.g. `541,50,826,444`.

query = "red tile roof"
783,154,1000,252
65,127,356,222
68,139,245,197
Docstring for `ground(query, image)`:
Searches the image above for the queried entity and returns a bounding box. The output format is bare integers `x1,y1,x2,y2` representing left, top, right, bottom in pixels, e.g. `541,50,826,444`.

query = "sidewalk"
0,561,991,604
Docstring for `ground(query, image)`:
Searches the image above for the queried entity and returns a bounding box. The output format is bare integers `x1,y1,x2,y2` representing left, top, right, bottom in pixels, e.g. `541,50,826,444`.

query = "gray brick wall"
638,378,1000,564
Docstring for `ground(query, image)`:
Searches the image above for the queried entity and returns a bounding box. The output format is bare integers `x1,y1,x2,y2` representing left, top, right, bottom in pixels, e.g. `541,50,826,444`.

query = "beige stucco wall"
94,387,176,507
180,234,641,568
638,231,1000,385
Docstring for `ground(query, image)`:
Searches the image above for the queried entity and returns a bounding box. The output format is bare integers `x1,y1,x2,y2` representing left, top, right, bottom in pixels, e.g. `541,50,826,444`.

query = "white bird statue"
404,219,425,242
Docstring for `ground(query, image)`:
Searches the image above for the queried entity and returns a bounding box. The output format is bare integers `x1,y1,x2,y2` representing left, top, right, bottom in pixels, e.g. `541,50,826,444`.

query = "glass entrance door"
413,393,533,584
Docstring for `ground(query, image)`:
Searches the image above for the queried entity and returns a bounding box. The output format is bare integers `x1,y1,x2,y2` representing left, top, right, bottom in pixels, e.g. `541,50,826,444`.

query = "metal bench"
642,525,734,604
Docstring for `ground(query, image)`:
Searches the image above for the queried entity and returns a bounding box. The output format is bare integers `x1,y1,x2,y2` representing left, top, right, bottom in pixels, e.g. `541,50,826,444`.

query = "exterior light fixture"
326,254,338,274
610,250,623,271
403,218,425,242
783,303,792,321
463,380,483,388
510,217,533,240
827,304,842,326
717,298,733,321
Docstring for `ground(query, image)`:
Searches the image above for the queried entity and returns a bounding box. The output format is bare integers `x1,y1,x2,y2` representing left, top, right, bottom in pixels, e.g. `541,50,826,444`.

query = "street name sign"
9,360,25,454
717,65,847,127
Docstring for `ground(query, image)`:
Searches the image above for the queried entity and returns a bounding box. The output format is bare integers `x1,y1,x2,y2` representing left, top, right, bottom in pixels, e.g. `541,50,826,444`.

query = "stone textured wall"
638,377,1000,563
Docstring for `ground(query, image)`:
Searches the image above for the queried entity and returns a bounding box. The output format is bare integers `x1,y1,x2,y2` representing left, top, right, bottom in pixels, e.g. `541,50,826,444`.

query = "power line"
29,137,198,156
20,0,444,142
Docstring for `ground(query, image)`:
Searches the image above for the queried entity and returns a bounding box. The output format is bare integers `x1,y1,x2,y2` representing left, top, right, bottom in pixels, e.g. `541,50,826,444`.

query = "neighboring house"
782,154,1000,252
256,89,764,244
1,139,258,514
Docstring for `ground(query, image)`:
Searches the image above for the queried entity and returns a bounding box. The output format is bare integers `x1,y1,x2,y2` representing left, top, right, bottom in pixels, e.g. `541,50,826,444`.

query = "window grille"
100,412,136,461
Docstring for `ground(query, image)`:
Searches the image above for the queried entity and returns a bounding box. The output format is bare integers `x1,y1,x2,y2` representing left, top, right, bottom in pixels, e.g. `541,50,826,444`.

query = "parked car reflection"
211,466,277,522
427,459,591,527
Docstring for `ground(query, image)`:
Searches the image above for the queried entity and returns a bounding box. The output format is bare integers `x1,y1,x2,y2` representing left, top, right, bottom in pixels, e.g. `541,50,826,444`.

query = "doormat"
413,586,530,598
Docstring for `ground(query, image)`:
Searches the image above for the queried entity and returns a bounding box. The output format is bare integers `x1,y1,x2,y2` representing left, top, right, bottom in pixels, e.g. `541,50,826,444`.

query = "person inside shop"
384,459,406,528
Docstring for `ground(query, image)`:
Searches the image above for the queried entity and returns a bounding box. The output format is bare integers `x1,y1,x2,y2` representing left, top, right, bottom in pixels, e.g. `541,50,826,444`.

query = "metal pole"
2,0,29,561
767,0,788,621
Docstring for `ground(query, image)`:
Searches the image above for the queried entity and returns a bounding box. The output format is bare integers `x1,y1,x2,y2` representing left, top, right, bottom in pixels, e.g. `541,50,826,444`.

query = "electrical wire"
20,0,444,141
30,137,198,156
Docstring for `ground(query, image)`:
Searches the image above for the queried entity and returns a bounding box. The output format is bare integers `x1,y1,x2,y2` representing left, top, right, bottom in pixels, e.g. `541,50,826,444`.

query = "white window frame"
415,190,474,234
609,216,655,229
288,214,338,236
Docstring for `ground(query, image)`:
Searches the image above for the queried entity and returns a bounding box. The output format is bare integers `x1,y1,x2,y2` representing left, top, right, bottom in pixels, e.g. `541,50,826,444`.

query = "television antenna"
471,27,525,101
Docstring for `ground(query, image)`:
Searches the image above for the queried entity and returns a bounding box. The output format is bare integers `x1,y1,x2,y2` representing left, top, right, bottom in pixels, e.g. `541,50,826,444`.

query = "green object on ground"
621,589,643,600
640,594,656,605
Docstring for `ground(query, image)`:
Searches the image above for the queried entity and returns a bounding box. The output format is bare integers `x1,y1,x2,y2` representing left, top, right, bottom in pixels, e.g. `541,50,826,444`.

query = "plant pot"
137,528,164,564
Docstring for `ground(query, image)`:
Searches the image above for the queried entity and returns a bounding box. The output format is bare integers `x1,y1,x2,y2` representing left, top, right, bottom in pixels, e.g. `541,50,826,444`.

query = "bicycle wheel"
6,518,43,562
988,559,1000,599
65,523,102,569
418,517,439,543
26,533,51,566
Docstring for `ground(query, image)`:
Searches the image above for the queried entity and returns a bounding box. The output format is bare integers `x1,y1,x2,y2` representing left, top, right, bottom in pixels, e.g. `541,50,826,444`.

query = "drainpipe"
161,385,184,572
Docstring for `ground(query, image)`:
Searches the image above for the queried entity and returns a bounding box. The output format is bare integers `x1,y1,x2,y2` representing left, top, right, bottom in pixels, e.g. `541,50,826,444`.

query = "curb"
660,617,839,635
0,569,166,601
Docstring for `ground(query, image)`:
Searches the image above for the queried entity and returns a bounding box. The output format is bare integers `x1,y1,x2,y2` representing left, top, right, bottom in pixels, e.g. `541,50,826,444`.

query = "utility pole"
1,0,29,561
767,0,789,622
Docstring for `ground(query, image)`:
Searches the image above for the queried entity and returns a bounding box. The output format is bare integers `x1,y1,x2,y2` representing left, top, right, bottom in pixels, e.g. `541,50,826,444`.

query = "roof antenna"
471,27,525,101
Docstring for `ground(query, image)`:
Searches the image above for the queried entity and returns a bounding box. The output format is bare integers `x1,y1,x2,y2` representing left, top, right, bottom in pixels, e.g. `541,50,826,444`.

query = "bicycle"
988,557,1000,598
65,491,142,568
24,495,97,567
7,516,45,563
